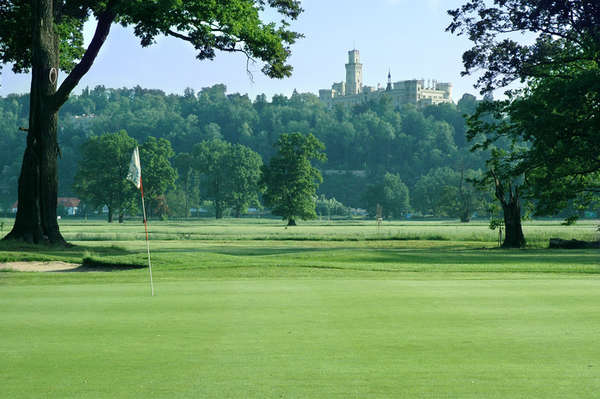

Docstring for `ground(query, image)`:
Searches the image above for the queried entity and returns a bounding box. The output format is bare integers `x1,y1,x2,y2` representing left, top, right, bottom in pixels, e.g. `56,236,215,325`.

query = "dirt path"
0,261,81,272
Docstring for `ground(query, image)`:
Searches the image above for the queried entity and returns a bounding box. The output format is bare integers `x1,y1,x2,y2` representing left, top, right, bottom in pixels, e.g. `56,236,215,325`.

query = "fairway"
1,219,599,398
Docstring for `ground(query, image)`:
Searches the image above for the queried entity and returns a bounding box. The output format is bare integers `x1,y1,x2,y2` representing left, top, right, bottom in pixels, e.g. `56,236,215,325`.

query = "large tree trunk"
3,2,113,245
491,170,526,248
287,218,296,226
501,198,525,248
4,0,64,245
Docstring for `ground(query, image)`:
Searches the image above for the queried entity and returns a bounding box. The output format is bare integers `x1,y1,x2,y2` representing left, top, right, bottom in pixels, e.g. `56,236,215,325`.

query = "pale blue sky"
0,0,486,100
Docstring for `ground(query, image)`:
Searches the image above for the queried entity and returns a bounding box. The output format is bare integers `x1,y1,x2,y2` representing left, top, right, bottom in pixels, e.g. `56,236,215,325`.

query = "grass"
3,279,600,398
3,217,591,246
1,218,599,397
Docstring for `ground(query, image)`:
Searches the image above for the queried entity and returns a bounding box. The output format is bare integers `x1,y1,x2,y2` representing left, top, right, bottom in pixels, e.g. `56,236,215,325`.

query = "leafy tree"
139,137,177,218
413,168,458,217
448,0,600,245
448,0,600,92
193,139,231,219
193,139,262,218
413,167,486,221
468,75,600,218
172,152,200,218
73,130,137,223
1,0,303,244
364,173,410,219
261,133,326,226
316,195,351,219
226,144,263,218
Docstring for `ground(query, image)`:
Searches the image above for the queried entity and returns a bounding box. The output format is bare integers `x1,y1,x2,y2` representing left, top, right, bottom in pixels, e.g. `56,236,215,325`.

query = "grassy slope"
1,219,599,398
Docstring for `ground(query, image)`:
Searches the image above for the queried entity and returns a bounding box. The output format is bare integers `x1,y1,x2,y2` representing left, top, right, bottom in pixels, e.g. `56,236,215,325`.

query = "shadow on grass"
0,240,132,254
0,240,135,265
353,248,600,266
58,256,147,272
164,247,333,257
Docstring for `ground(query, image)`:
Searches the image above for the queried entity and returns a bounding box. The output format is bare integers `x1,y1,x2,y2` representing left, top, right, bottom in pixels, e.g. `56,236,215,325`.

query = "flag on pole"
127,147,141,189
127,146,154,297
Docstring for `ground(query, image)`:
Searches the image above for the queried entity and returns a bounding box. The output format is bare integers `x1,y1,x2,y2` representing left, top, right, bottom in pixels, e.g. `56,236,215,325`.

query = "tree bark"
3,2,114,245
4,0,64,244
491,170,526,248
287,218,296,226
501,198,525,248
107,207,113,223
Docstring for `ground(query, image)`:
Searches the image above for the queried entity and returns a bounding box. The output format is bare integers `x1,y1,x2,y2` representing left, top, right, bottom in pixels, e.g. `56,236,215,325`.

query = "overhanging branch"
52,10,116,111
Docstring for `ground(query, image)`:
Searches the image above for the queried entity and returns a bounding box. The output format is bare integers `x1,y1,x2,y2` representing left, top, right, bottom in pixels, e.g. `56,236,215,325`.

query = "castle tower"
345,49,363,96
386,69,392,91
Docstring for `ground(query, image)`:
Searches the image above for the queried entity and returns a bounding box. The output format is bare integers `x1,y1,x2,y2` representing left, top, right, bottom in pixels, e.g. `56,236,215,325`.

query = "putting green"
2,278,600,398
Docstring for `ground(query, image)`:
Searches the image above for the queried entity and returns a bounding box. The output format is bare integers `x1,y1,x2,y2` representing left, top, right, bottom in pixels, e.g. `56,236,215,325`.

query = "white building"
319,49,453,108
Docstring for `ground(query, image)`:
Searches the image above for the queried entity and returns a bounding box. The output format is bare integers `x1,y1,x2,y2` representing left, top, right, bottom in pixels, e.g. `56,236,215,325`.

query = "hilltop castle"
319,49,453,108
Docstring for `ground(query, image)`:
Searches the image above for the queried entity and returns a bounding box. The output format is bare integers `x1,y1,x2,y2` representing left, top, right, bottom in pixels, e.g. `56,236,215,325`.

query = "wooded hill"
0,84,488,217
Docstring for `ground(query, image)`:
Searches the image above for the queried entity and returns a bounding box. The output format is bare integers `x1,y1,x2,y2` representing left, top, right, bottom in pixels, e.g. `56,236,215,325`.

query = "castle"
319,49,453,108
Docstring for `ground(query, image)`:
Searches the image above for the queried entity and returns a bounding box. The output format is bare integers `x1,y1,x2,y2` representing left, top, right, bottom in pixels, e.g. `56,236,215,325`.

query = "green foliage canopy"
73,130,137,222
260,132,326,225
0,86,501,216
450,0,600,219
0,0,303,79
363,172,410,220
447,0,600,93
140,136,177,218
193,139,262,218
413,167,486,221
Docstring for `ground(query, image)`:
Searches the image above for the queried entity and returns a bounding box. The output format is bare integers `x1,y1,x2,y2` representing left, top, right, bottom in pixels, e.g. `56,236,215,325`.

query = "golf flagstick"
127,147,155,296
140,177,154,296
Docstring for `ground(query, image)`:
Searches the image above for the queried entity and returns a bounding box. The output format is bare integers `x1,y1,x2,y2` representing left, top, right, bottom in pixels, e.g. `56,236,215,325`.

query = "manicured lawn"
1,219,599,397
2,279,600,398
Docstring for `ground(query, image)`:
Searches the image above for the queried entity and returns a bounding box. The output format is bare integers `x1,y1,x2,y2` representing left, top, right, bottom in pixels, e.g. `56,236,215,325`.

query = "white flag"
127,147,141,189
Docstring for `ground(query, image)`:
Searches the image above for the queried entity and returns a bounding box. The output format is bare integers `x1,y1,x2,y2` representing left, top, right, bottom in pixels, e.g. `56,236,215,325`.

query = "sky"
0,0,486,101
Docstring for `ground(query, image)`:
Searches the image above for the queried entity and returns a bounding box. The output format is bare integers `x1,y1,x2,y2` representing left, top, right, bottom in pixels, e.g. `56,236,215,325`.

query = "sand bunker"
0,261,81,272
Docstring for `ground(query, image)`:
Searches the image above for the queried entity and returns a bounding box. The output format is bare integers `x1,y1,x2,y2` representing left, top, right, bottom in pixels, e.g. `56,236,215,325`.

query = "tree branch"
166,29,257,80
166,29,192,42
52,10,116,111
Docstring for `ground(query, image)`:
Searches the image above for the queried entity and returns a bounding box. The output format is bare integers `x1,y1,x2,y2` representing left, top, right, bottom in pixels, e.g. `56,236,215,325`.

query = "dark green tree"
1,0,303,244
364,173,410,220
73,130,137,223
139,137,177,218
413,167,486,221
193,139,232,219
226,144,263,218
261,133,326,226
193,139,262,219
172,152,200,218
448,0,600,246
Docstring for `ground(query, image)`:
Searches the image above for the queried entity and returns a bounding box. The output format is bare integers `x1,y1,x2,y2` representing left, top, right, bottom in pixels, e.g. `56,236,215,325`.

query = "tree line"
73,130,325,226
0,86,496,221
